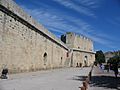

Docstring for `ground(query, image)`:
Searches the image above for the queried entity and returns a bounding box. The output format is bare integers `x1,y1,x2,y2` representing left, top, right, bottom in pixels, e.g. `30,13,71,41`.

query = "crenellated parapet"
64,32,94,52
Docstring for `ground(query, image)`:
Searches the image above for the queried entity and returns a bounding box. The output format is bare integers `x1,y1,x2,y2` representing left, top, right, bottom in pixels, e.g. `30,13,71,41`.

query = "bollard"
83,81,88,90
79,81,88,90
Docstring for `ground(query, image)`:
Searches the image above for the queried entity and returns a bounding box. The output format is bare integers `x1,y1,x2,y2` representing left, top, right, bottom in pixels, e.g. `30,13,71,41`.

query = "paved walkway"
0,67,91,90
89,66,120,90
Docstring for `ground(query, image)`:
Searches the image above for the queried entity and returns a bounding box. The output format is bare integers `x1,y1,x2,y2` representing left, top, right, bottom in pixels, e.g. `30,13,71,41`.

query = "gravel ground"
0,67,91,90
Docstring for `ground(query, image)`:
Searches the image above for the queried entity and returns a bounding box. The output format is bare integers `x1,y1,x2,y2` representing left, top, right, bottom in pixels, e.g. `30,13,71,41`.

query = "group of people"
76,62,82,67
0,68,8,79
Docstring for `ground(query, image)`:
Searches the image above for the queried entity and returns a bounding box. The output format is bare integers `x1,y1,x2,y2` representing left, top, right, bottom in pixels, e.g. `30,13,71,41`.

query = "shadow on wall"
90,75,120,90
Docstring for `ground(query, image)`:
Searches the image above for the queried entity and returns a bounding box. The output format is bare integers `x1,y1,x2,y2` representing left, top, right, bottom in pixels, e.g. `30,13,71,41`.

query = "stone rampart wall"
0,0,69,73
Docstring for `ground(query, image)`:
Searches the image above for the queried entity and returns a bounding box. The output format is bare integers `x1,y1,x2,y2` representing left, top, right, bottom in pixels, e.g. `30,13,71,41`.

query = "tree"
95,50,105,64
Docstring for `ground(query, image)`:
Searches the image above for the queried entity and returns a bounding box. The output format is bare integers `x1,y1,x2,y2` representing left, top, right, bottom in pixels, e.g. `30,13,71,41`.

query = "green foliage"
95,50,105,64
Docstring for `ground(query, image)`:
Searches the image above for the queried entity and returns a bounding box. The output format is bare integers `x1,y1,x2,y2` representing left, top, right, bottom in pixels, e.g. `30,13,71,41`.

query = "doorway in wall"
60,57,63,65
84,56,88,66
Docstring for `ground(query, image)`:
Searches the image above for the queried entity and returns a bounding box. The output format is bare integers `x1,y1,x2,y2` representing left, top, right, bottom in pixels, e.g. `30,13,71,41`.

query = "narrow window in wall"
67,52,69,57
43,53,47,65
60,57,63,65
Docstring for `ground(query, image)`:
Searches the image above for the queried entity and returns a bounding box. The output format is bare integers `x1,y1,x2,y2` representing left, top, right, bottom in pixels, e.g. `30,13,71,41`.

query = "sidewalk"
89,66,120,90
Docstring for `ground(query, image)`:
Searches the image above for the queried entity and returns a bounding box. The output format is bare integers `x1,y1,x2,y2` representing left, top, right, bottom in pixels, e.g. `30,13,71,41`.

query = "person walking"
113,63,118,78
106,63,110,72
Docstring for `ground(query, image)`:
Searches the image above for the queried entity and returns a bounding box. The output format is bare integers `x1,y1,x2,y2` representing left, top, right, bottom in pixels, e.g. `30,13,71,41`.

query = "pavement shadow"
90,75,120,90
72,76,88,81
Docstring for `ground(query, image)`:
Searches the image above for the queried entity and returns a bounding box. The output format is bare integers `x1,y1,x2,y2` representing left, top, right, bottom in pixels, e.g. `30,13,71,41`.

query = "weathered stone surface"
65,32,95,67
0,0,95,73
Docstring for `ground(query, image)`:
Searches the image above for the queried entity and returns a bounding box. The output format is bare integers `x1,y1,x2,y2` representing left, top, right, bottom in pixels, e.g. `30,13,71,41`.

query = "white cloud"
20,1,117,49
77,0,101,8
53,0,95,17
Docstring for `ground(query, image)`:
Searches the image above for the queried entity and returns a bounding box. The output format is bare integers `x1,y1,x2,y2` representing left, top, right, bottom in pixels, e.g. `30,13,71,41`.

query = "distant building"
104,51,120,62
61,32,95,67
104,52,115,62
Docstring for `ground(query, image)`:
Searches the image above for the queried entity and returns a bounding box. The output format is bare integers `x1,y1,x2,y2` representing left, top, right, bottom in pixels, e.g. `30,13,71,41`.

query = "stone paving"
0,67,91,90
89,66,120,90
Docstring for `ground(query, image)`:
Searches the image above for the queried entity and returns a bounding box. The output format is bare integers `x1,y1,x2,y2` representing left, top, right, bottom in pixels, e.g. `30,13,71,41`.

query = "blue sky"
14,0,120,52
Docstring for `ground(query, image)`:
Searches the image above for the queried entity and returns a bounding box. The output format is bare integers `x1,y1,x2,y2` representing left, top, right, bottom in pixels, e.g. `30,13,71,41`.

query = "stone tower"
61,32,95,67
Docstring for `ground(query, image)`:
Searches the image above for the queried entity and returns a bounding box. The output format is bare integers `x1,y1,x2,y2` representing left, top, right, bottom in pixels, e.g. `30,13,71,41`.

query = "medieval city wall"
0,0,95,74
0,0,69,73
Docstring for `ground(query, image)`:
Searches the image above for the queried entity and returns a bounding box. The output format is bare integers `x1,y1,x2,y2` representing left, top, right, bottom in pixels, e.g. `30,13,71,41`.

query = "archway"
84,56,88,66
43,52,47,65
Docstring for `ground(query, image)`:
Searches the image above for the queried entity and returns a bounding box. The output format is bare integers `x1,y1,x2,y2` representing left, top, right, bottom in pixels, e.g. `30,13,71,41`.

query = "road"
0,67,91,90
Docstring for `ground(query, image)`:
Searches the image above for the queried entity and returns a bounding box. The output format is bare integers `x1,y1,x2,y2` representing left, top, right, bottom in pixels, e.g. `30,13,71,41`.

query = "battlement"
66,32,93,42
65,32,94,52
